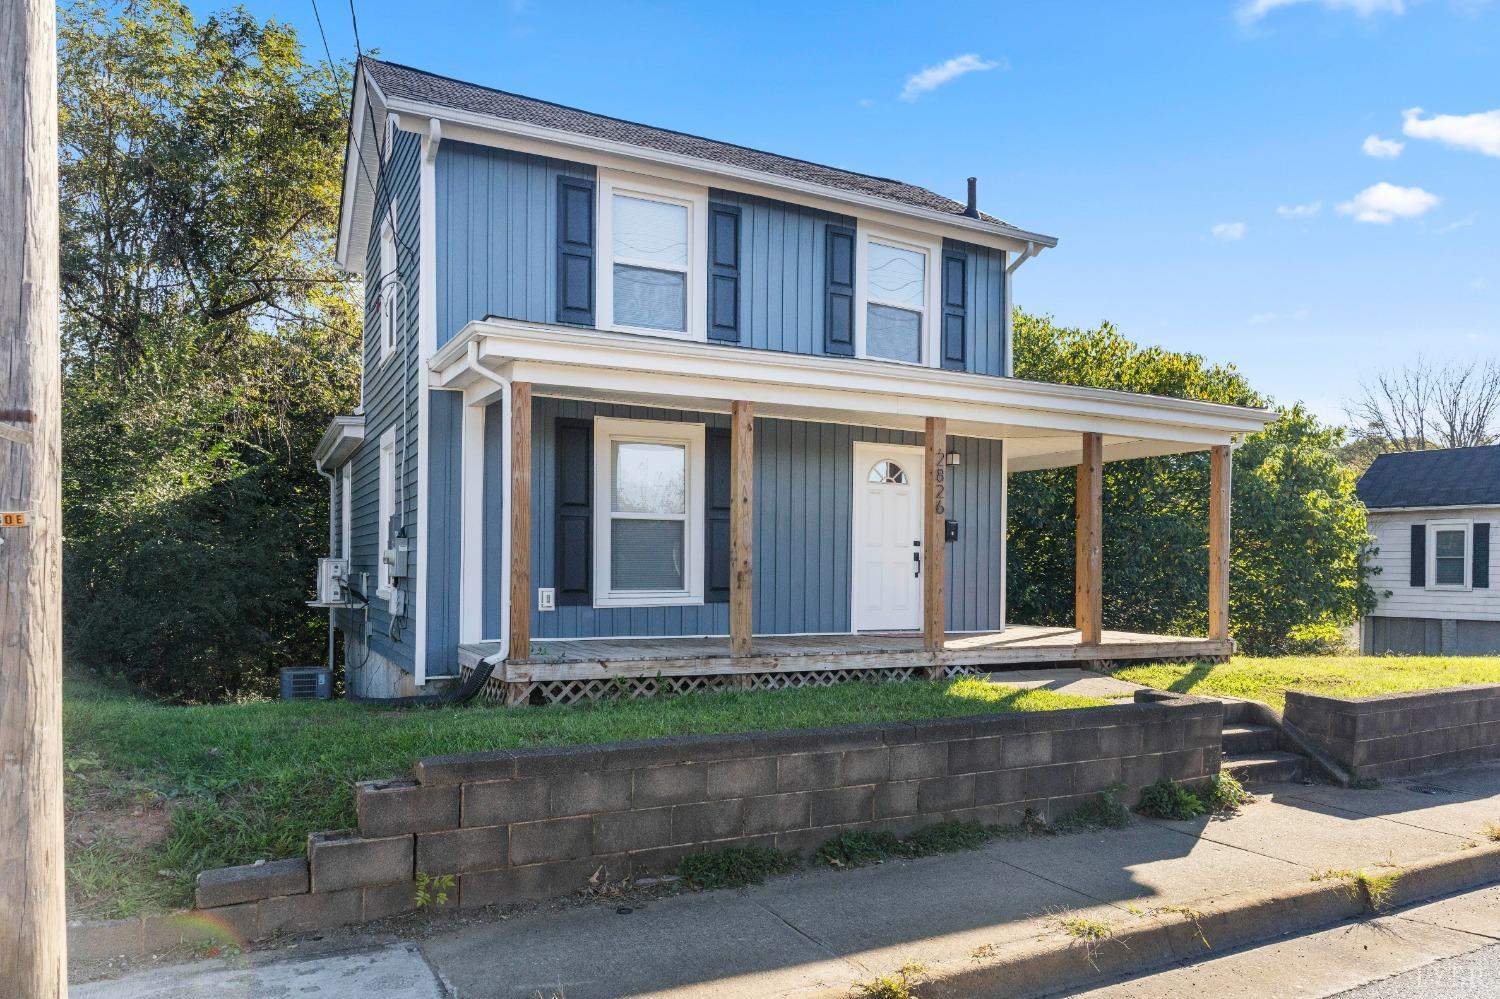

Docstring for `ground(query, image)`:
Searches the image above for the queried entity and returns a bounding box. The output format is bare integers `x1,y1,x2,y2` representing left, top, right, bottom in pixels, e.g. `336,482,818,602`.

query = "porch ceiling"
432,318,1276,471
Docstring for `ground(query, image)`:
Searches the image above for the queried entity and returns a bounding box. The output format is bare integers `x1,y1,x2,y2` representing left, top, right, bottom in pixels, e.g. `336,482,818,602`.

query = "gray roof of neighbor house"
361,58,1051,242
1356,445,1500,510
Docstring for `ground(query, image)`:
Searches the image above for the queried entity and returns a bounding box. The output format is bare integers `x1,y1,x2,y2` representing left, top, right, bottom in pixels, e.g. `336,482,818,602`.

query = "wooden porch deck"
458,625,1231,683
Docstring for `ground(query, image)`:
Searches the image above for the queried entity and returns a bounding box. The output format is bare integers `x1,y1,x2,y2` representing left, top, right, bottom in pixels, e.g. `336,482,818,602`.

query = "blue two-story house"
315,58,1274,702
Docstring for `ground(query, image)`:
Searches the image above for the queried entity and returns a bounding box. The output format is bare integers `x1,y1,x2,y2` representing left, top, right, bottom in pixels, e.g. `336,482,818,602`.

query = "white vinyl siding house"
1356,447,1500,656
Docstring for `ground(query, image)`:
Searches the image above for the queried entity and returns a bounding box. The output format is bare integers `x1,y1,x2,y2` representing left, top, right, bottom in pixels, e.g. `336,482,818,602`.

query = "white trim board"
430,319,1274,468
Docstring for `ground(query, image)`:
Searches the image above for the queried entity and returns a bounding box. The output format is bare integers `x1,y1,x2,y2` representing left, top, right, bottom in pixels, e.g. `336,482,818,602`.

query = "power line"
308,0,338,78
347,0,363,56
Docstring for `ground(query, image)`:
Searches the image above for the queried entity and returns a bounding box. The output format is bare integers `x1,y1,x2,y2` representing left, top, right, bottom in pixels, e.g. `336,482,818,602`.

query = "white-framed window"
596,170,708,341
592,417,706,608
377,206,398,364
378,427,398,599
1428,520,1472,590
340,462,352,561
855,225,941,366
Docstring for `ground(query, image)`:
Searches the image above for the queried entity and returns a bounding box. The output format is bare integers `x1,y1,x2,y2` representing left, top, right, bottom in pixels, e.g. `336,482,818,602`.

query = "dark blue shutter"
705,427,731,603
554,418,592,606
824,224,856,356
1475,524,1490,588
556,176,595,326
708,204,741,343
941,247,967,371
1410,525,1426,587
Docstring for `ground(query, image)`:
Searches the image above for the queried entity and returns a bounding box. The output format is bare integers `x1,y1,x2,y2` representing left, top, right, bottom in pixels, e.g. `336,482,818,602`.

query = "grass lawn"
63,674,1104,921
1112,655,1500,713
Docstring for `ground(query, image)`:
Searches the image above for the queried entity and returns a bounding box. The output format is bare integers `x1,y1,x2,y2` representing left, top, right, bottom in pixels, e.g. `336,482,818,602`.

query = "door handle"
913,551,921,577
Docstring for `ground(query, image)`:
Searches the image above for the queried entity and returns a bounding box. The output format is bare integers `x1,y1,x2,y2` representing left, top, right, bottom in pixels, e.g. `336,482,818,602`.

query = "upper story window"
857,228,940,366
1428,520,1472,590
597,171,707,341
593,417,706,607
378,207,398,364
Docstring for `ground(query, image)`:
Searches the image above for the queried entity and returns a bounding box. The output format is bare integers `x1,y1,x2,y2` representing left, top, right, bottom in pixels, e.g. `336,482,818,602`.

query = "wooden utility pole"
1,0,66,996
1075,432,1103,645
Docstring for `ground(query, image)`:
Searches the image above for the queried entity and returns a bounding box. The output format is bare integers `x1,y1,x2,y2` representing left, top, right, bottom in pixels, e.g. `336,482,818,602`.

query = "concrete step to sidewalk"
1224,750,1307,783
1222,723,1280,755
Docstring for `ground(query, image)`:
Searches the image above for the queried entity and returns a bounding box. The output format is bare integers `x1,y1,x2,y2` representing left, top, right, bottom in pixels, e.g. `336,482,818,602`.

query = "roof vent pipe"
963,177,979,218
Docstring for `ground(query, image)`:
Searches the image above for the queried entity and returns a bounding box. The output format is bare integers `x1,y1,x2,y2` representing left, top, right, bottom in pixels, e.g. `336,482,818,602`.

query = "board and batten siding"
945,238,1007,377
344,126,422,672
435,140,595,345
519,397,1004,639
1366,507,1500,621
705,189,852,357
424,391,464,673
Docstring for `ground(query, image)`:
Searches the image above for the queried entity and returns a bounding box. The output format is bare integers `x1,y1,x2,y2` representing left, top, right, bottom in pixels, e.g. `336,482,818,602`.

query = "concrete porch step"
1223,751,1307,784
1222,723,1280,756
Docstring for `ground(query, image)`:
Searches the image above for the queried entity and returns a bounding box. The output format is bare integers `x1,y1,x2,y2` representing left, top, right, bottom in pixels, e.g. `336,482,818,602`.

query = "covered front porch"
432,318,1273,705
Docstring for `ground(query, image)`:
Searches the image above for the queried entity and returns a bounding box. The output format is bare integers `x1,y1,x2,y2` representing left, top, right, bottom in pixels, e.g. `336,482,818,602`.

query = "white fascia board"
1365,504,1500,515
337,69,390,276
433,319,1276,446
385,101,1057,255
314,415,366,471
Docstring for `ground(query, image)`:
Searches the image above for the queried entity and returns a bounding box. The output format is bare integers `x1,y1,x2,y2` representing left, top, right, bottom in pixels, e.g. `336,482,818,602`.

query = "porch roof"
431,318,1276,471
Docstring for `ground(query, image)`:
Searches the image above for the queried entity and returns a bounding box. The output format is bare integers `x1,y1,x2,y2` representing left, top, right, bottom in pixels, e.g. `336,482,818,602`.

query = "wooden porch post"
1208,444,1231,641
730,401,754,656
508,381,532,663
1075,432,1103,645
924,417,948,654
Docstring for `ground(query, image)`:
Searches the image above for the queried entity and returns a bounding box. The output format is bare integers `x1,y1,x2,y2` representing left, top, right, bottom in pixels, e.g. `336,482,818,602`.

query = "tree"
59,0,359,700
1009,312,1376,654
1346,356,1500,455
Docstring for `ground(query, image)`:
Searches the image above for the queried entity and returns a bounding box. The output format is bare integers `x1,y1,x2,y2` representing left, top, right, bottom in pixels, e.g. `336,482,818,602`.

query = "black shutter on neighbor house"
1475,524,1490,588
708,204,741,343
705,428,732,603
554,418,592,606
556,176,595,326
1410,524,1426,587
824,223,856,356
941,247,968,371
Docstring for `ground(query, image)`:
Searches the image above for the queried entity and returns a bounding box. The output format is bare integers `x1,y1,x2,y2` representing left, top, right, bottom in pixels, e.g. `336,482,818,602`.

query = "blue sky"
215,0,1497,422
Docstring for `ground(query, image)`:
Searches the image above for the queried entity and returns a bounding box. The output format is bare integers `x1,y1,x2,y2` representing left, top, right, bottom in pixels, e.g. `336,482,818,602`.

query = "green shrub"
675,846,799,890
1204,772,1253,813
1052,787,1131,832
816,830,905,869
1135,780,1207,820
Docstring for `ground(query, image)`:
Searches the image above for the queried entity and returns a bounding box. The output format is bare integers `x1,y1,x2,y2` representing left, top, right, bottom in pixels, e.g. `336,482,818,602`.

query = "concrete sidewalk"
75,762,1500,999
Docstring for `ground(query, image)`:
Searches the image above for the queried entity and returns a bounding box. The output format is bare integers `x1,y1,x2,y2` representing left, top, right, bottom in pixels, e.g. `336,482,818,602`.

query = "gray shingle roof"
1356,445,1500,510
362,58,1037,236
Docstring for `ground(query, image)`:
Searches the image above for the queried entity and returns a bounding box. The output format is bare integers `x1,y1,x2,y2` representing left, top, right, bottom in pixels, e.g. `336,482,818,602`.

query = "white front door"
852,443,924,632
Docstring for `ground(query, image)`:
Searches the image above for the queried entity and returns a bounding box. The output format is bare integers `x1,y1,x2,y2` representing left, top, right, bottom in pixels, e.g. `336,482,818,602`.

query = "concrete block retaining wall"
72,691,1221,960
1285,684,1500,779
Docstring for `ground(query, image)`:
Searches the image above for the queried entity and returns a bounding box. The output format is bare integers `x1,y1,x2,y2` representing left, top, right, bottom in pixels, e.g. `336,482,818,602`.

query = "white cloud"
1248,312,1277,325
1336,182,1440,223
1238,0,1404,23
857,98,874,108
1402,106,1500,157
1211,222,1247,241
1440,214,1477,233
1277,200,1322,218
899,54,1002,102
1361,134,1405,158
